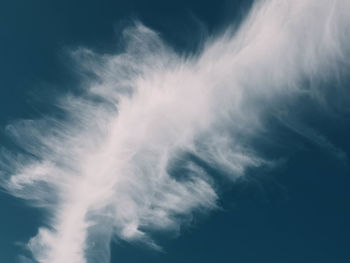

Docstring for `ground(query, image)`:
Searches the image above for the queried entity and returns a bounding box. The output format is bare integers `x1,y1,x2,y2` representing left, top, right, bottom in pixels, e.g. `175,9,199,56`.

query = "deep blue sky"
1,1,350,263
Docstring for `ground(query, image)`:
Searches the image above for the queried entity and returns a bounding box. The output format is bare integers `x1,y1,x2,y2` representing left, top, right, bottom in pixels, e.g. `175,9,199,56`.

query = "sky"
1,0,350,263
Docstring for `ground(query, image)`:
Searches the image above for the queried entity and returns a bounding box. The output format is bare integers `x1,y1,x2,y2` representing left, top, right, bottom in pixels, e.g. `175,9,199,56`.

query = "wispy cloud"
1,0,350,262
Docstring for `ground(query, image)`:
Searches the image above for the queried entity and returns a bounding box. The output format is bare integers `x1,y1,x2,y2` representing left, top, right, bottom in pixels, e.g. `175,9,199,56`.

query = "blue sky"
1,1,350,263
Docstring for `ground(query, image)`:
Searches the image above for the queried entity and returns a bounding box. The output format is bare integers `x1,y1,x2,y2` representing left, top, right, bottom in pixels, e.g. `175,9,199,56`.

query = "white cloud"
1,0,350,262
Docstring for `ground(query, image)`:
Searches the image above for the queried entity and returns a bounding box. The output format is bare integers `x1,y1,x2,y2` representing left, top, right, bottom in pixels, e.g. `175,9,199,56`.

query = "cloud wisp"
1,0,350,262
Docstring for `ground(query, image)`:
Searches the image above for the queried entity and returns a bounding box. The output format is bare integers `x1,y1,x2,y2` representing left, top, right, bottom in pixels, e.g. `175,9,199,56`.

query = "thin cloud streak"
1,0,350,262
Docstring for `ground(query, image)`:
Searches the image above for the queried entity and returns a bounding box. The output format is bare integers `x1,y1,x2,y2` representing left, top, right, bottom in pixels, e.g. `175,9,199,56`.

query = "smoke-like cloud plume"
1,0,350,262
